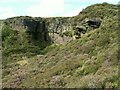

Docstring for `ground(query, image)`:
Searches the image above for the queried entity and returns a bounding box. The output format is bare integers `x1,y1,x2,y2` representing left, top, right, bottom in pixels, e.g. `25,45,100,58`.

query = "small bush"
2,25,15,41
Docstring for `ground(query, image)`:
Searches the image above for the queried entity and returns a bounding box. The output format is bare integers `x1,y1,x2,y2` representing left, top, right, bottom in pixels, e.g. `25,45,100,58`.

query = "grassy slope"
2,3,119,88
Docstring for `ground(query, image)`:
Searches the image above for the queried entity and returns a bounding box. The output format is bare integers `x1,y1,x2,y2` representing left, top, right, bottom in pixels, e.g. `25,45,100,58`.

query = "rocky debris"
49,33,72,44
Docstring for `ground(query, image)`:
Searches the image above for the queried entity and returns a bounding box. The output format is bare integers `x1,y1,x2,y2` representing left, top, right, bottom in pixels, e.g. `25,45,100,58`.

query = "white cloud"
65,0,119,4
62,7,84,17
0,0,42,3
0,7,16,19
26,0,64,17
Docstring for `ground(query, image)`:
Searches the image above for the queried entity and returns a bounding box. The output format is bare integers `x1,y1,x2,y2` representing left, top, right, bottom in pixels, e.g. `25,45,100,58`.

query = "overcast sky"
0,0,119,19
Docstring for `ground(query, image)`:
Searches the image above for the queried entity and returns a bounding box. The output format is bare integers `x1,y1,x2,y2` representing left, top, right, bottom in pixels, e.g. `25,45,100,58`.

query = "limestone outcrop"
2,16,102,43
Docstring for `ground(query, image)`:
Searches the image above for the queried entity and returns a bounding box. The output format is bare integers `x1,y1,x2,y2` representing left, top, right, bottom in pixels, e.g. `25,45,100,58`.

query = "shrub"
2,25,15,41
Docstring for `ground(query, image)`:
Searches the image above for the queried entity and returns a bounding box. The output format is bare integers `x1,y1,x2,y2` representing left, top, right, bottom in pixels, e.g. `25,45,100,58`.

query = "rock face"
45,17,74,33
4,16,49,41
3,16,102,43
44,17,75,43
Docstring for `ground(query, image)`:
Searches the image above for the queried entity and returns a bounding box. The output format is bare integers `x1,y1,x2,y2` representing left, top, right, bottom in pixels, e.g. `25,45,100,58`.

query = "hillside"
1,3,119,88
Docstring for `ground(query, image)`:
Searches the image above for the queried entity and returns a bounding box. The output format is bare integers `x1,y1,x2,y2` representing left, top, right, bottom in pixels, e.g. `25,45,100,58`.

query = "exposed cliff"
2,16,102,44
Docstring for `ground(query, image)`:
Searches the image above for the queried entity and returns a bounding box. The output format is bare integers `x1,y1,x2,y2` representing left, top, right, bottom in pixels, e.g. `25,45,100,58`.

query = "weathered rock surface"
4,16,49,41
2,15,102,44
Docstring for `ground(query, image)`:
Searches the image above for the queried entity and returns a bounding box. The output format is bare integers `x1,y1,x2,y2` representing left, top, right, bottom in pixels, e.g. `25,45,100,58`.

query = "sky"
0,0,119,19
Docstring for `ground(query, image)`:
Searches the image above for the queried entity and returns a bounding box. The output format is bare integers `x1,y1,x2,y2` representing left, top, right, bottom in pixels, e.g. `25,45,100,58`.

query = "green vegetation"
2,25,51,66
2,3,119,88
60,30,74,37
